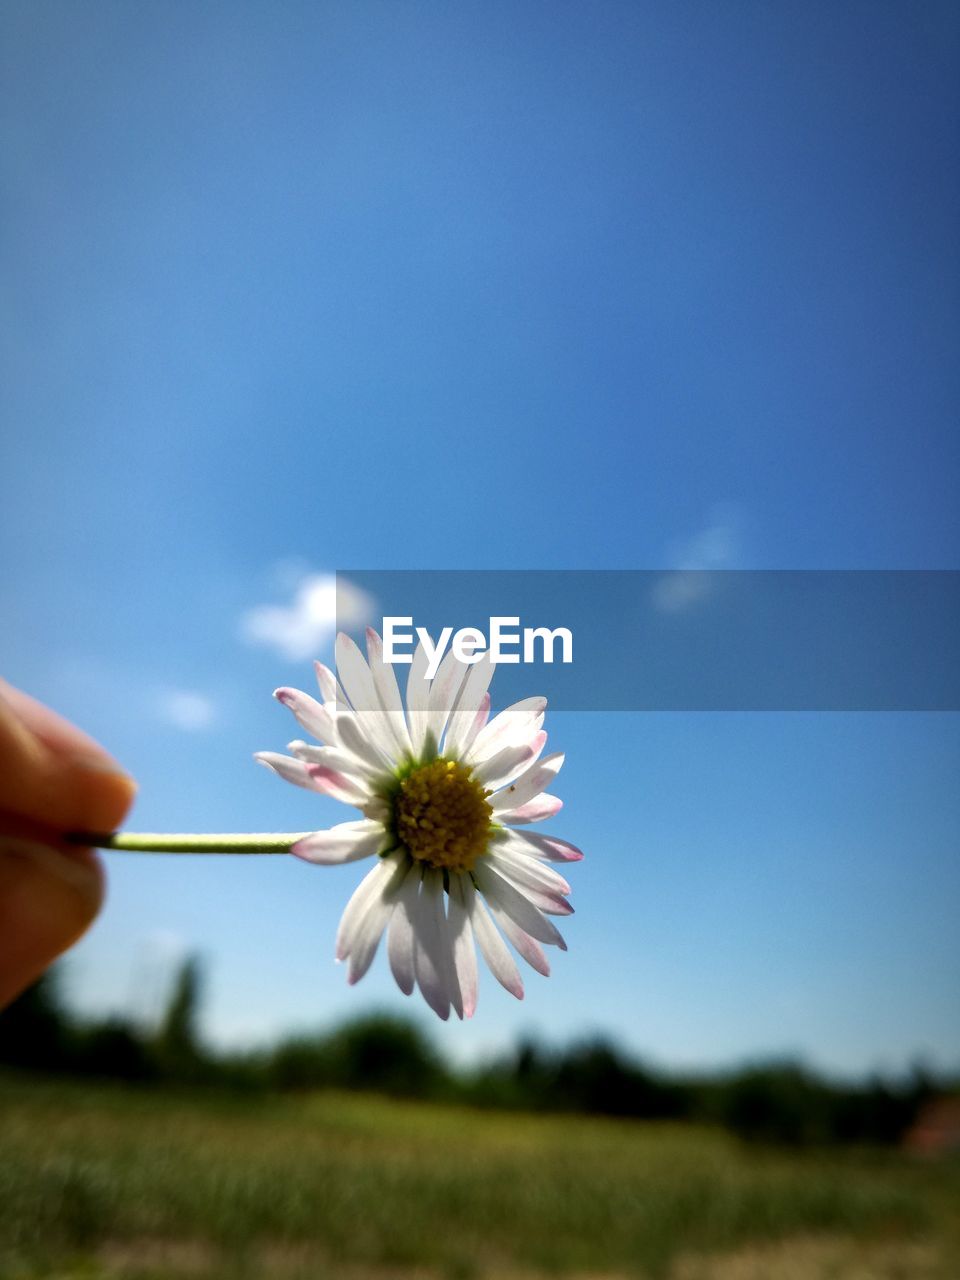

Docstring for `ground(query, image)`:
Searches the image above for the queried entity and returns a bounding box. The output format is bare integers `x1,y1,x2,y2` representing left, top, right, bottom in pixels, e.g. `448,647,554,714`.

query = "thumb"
0,682,137,1007
0,835,106,1008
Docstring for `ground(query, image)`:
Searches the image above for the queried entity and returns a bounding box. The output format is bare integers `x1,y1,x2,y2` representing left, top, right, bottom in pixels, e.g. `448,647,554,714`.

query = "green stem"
66,832,311,854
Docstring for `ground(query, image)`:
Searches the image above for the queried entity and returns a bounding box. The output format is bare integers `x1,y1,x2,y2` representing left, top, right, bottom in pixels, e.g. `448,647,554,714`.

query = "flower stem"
65,832,311,855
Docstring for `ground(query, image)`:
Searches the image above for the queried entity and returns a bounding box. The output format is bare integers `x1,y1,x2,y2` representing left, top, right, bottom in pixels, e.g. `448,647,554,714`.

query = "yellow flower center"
394,758,493,872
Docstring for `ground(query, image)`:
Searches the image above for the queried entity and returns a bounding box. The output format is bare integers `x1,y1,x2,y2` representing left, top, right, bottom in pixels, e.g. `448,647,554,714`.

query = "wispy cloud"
240,571,374,661
652,510,743,614
155,688,218,732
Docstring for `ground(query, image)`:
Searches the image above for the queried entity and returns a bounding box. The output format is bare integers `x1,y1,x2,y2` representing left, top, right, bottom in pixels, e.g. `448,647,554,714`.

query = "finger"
0,685,135,1008
0,836,105,1007
0,680,121,761
0,682,136,834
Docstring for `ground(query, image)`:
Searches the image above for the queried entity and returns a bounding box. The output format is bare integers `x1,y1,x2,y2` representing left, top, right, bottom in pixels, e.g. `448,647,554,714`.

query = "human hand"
0,680,136,1008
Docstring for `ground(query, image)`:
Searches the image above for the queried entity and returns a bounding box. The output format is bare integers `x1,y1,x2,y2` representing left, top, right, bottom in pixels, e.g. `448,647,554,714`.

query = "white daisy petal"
463,876,524,1000
447,944,464,1020
292,820,389,865
487,844,572,899
496,793,564,825
313,661,341,704
427,869,462,1020
490,751,564,814
426,649,470,751
254,752,323,792
288,740,378,783
448,874,478,1018
412,868,451,1021
347,890,396,984
328,713,396,777
304,764,372,808
467,696,547,764
444,652,495,760
435,881,465,1021
360,794,391,823
335,855,399,961
405,642,432,757
274,687,338,744
488,873,572,918
501,829,585,862
387,861,421,995
335,632,402,762
475,863,567,950
365,628,413,758
471,731,547,792
460,691,491,759
492,910,551,977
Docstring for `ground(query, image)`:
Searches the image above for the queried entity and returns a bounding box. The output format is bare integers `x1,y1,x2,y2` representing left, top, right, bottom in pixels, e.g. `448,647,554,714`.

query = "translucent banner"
336,571,960,711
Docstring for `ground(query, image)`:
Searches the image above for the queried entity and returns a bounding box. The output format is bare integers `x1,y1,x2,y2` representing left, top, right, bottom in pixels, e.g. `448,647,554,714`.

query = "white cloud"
651,510,742,614
155,688,218,732
240,571,374,661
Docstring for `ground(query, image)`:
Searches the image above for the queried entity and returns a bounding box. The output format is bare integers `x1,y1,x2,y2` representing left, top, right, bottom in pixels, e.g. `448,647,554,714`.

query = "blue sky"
1,0,958,1077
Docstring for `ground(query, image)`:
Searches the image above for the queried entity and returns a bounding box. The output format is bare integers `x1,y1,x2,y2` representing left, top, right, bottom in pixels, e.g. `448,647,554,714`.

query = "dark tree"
0,970,69,1070
154,955,206,1082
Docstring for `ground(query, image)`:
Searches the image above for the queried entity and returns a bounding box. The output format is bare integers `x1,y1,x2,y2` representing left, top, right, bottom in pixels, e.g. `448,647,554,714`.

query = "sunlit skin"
0,681,137,1008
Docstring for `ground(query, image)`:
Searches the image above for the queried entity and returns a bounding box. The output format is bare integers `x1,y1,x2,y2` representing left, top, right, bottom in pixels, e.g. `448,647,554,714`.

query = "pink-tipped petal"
505,830,585,862
490,751,564,814
254,751,321,793
495,793,563,825
475,864,567,950
471,731,546,792
292,820,389,865
335,856,399,962
305,764,371,808
274,687,338,745
347,890,395,985
448,874,479,1018
493,911,551,977
463,877,524,1000
467,697,547,764
288,740,377,784
487,846,572,899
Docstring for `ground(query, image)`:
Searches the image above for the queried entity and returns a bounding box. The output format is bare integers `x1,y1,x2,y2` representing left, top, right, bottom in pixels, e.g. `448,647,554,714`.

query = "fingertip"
68,759,138,834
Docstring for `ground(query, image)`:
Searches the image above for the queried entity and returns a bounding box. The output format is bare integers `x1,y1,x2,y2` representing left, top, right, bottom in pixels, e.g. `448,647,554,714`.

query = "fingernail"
64,759,138,833
70,751,136,782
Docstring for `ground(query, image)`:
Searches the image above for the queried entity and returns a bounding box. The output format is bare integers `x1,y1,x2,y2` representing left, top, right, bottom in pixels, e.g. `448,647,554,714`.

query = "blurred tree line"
0,959,951,1148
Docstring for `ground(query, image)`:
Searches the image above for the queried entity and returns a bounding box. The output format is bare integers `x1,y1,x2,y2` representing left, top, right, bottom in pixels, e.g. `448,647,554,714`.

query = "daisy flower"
255,629,582,1020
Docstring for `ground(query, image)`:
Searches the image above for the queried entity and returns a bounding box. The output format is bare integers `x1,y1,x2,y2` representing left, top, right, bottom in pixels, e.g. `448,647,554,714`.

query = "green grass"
0,1073,957,1279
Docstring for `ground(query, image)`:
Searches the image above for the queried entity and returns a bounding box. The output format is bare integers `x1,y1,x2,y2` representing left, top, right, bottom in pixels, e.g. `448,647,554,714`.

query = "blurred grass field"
1,1072,957,1280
